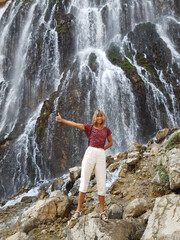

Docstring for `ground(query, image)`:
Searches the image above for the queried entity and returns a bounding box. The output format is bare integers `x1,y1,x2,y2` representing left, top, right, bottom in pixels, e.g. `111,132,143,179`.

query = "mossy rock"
106,43,141,77
56,24,66,33
88,53,97,66
88,52,99,72
37,125,43,137
138,22,156,31
106,43,143,84
155,165,169,184
165,132,180,151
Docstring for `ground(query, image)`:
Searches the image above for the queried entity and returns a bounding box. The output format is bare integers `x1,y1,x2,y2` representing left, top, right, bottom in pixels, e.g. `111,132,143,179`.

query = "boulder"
167,148,180,190
156,128,169,142
126,157,139,166
150,142,161,156
21,196,34,203
140,210,152,224
123,198,148,218
51,178,63,191
128,151,140,159
66,214,136,240
116,152,128,160
141,194,180,240
110,179,125,195
151,172,162,185
6,232,28,240
119,163,128,178
126,142,146,153
69,166,81,183
106,156,115,168
108,204,123,219
109,162,120,172
19,190,70,233
37,189,49,200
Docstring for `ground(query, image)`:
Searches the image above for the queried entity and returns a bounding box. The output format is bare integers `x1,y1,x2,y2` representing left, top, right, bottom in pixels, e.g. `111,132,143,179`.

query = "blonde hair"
92,110,106,127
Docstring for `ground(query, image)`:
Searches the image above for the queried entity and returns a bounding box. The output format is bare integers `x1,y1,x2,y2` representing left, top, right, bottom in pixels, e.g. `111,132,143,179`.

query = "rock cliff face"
0,0,180,201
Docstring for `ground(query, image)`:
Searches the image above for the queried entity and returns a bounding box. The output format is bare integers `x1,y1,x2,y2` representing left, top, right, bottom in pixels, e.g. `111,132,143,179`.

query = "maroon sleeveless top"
84,124,112,148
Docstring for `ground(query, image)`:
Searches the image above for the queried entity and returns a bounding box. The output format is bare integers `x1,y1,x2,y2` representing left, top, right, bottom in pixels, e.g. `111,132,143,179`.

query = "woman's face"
96,114,103,124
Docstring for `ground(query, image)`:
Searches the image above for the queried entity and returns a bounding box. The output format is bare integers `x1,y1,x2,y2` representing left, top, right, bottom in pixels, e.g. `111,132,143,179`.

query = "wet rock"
69,166,81,183
128,151,141,159
106,155,115,168
126,157,139,166
37,189,49,200
21,196,34,203
156,128,169,143
51,178,63,191
109,162,120,172
126,142,146,153
123,198,148,218
119,163,128,178
116,152,128,160
141,194,180,240
0,0,7,8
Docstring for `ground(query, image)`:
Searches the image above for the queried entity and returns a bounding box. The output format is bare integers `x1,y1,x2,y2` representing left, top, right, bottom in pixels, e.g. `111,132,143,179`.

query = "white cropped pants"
79,146,106,196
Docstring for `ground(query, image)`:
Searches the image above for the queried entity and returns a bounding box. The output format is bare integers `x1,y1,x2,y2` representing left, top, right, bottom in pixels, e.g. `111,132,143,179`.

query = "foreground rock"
18,190,70,233
6,232,28,240
123,198,148,218
0,0,7,7
66,213,136,240
155,128,169,143
141,194,180,240
167,148,180,190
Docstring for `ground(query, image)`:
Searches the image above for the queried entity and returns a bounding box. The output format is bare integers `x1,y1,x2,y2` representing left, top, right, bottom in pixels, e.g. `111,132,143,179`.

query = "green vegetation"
41,112,49,119
124,44,134,61
56,24,66,33
155,165,169,184
37,125,43,137
88,53,97,66
138,22,155,31
106,43,135,71
165,132,180,151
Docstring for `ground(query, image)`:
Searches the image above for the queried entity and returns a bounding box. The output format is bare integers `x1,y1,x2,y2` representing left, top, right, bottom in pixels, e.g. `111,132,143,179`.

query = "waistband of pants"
87,146,105,151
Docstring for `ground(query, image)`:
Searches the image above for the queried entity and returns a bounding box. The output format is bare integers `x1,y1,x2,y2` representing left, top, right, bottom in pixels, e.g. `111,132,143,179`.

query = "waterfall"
63,0,180,149
0,0,179,200
0,0,62,200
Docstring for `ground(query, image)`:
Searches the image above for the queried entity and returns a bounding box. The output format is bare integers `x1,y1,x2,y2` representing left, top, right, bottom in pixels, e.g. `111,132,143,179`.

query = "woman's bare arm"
104,135,113,150
56,113,85,130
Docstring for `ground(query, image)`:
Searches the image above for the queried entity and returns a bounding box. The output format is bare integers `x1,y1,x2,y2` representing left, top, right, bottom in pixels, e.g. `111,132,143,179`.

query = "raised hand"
56,112,62,122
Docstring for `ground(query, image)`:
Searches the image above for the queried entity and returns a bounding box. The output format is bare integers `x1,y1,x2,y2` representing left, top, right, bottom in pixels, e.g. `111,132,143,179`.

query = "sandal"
71,210,82,221
99,212,109,223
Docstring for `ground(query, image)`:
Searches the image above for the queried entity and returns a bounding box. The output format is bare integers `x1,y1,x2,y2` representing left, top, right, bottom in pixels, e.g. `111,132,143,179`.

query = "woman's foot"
99,212,109,223
71,210,81,221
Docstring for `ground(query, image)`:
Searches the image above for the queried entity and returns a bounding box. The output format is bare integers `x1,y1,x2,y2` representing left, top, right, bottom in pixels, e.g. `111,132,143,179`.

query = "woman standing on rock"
56,110,113,222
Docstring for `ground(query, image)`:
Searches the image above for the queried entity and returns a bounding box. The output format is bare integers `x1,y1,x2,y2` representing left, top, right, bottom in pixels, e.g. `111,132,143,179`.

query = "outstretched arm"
104,135,113,150
56,113,85,130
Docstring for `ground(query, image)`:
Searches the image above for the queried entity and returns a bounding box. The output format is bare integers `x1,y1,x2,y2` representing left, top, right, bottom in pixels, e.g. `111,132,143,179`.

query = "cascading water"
0,0,62,200
0,0,179,200
62,0,180,148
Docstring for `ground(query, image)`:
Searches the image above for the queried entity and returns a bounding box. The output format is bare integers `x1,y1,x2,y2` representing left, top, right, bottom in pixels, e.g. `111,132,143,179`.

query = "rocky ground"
0,127,180,240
